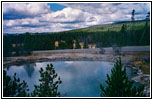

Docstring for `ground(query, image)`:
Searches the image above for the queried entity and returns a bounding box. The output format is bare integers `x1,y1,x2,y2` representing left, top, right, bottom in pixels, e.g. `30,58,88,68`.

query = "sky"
3,3,150,34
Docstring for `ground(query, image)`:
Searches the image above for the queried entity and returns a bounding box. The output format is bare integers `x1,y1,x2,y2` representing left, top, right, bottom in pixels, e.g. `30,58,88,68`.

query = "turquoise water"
4,61,136,97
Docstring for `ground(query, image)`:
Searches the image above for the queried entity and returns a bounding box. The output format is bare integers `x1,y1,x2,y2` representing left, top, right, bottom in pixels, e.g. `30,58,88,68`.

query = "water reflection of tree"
6,66,10,71
23,63,36,78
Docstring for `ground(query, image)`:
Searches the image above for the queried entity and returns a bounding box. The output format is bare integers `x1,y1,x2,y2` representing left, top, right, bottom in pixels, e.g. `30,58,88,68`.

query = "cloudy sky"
3,3,150,34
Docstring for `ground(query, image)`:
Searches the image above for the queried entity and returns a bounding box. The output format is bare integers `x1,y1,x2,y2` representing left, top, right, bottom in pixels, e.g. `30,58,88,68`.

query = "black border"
1,1,152,99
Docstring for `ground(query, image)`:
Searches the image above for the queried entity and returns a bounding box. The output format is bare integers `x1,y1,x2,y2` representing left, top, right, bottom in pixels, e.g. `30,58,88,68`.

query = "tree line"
3,20,150,57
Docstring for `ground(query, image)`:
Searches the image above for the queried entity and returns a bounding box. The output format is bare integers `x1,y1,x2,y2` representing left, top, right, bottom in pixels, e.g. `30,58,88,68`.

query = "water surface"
4,61,136,97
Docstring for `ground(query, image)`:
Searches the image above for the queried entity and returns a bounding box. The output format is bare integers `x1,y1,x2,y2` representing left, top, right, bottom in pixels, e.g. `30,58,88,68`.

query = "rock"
143,87,150,97
131,76,141,82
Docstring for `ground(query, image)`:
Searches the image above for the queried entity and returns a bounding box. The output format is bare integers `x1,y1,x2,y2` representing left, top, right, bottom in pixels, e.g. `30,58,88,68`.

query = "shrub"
99,47,105,54
112,44,122,56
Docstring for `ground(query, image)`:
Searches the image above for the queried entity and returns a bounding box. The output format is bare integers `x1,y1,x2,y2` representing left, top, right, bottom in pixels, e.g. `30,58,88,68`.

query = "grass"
70,20,148,33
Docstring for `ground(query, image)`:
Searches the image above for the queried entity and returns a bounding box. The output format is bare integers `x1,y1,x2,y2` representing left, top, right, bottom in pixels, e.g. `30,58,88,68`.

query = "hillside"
65,20,148,33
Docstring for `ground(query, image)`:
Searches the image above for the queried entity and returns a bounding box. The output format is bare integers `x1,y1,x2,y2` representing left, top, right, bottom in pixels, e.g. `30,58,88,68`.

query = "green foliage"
3,64,62,97
3,36,12,57
23,32,32,55
100,57,145,97
31,64,62,97
120,24,127,46
3,20,150,57
3,70,29,97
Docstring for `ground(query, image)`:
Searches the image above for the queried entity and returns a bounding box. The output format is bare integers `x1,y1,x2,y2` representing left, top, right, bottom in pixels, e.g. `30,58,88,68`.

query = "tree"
131,9,135,22
139,12,150,44
100,57,145,97
3,35,12,57
3,64,62,97
120,24,127,46
146,12,150,21
3,70,29,97
31,64,62,97
23,32,32,55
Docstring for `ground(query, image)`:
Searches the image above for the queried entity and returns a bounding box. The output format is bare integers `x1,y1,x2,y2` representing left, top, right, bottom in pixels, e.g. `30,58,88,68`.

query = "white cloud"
3,3,150,33
63,3,150,21
4,7,103,33
3,3,51,19
41,7,91,23
4,17,42,27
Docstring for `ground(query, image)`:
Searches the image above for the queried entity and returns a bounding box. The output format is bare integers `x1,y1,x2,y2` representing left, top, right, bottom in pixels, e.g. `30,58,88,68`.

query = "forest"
3,20,150,57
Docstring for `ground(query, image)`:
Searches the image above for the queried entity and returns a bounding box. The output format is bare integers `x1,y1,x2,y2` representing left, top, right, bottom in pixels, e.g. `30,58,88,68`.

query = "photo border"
1,0,152,99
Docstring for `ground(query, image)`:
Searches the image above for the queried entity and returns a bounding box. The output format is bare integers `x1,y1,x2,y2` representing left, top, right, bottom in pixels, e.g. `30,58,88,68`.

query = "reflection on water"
23,63,36,78
4,61,136,97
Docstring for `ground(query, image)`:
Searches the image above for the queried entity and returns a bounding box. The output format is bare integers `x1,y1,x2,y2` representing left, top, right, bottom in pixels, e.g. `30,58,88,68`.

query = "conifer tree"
3,36,12,57
3,70,29,97
31,64,62,97
23,32,32,55
100,57,145,97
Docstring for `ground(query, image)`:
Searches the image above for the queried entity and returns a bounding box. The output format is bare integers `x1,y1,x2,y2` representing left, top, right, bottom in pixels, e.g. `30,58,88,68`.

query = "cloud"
63,3,150,21
3,3,150,33
4,7,101,33
41,7,102,28
3,3,51,20
40,7,93,23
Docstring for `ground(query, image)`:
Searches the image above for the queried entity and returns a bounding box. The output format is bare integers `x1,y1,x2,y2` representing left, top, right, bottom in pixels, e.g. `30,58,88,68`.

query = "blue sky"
3,3,150,33
48,3,66,12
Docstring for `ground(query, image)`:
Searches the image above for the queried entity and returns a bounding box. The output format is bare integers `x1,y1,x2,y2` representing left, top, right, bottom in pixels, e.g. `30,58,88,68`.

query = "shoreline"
3,52,150,96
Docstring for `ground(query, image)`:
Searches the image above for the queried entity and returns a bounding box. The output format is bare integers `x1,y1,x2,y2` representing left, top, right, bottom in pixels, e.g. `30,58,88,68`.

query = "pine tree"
120,24,127,46
131,9,135,22
23,32,32,55
100,57,145,97
3,36,12,57
3,70,29,97
31,64,62,97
